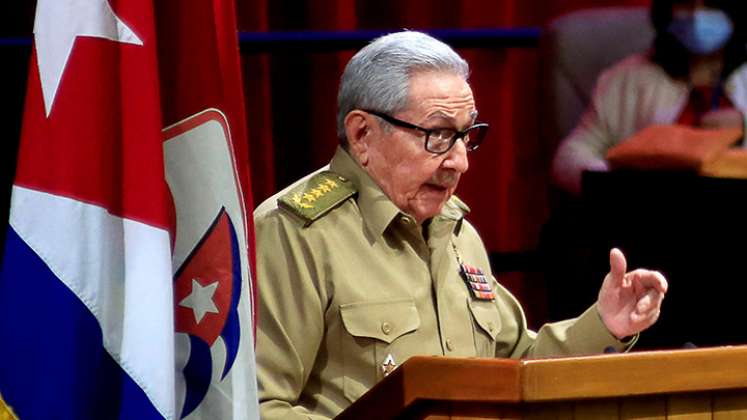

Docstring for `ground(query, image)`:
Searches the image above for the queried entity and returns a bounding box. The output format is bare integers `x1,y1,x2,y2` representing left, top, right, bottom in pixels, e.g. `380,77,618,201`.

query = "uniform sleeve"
494,279,629,358
551,64,626,195
254,210,331,420
525,305,632,357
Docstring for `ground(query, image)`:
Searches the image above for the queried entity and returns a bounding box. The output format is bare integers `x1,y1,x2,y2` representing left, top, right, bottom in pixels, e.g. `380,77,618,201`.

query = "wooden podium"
336,346,747,419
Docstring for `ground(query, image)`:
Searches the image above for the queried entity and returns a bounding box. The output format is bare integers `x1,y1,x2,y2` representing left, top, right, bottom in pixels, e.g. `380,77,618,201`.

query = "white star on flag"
34,0,143,116
179,279,220,324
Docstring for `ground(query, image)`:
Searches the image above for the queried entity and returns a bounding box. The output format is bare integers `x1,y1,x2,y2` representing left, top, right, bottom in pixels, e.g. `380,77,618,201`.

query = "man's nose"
442,139,469,173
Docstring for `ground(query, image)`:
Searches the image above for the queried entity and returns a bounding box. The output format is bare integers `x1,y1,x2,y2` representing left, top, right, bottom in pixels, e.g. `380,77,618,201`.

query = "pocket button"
446,338,455,352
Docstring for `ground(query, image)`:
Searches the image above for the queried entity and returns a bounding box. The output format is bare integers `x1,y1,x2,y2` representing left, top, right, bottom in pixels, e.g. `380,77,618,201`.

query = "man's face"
362,71,476,224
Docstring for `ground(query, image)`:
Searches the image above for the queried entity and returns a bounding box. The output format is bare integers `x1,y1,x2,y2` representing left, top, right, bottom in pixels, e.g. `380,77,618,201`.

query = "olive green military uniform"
254,147,629,420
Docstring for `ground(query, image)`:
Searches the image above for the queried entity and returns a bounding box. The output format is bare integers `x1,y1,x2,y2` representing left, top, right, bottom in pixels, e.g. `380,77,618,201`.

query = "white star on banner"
34,0,143,116
179,279,220,324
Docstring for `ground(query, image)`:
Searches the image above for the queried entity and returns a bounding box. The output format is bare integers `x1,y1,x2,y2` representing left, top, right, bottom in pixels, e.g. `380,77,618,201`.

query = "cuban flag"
0,1,259,419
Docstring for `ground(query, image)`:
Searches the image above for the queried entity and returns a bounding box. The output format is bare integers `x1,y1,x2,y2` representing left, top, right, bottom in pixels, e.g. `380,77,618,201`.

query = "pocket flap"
468,299,502,340
340,298,420,344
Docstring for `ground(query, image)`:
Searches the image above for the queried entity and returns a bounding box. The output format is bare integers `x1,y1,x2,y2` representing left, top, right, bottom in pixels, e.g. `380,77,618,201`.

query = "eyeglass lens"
427,125,487,153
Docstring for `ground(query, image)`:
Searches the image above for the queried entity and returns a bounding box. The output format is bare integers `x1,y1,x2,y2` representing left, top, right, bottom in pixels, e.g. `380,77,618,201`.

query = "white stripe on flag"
9,185,176,419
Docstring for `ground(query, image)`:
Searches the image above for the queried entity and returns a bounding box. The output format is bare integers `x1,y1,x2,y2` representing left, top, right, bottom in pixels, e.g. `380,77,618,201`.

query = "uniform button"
445,338,454,351
381,322,392,335
488,322,495,333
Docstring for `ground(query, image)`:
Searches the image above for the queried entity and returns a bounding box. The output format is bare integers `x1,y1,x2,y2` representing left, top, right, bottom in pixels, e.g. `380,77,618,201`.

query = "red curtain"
235,0,648,323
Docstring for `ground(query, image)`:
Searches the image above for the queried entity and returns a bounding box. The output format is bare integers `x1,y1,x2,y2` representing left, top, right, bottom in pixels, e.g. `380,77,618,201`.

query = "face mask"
668,9,734,55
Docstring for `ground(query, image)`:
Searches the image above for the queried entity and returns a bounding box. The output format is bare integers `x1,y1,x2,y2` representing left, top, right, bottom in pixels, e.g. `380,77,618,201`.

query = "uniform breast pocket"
339,298,420,402
467,298,502,356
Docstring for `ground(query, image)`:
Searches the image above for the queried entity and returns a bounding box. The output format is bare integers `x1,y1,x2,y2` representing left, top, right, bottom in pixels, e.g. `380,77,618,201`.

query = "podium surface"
336,346,747,419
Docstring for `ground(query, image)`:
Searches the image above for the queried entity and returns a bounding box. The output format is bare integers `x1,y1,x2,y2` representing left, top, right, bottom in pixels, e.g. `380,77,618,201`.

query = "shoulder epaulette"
278,171,356,226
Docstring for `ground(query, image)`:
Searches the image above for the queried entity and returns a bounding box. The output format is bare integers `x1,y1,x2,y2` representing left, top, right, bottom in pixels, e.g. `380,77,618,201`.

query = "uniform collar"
329,146,470,239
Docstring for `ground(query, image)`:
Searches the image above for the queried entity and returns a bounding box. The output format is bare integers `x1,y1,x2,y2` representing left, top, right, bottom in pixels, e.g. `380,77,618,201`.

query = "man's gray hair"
336,31,470,143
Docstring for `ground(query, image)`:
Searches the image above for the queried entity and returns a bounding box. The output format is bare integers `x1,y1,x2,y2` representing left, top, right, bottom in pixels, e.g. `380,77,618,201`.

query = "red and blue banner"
0,1,258,419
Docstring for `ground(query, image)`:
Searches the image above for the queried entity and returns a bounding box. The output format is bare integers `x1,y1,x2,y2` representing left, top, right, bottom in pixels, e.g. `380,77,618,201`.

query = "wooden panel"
336,347,747,419
416,401,524,420
447,402,522,420
522,347,747,401
401,357,521,403
713,391,747,420
448,414,509,420
574,399,620,419
667,394,711,420
524,401,574,420
406,400,450,420
620,396,666,420
336,357,521,420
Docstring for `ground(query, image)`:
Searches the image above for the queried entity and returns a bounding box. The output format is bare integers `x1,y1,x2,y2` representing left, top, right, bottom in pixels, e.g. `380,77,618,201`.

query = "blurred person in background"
552,0,747,195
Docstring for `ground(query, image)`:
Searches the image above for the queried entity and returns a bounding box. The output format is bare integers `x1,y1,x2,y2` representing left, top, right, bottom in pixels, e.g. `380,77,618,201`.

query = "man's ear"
344,110,374,166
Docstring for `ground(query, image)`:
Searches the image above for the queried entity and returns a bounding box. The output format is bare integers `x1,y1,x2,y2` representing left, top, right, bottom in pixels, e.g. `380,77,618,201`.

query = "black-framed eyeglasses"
363,109,489,155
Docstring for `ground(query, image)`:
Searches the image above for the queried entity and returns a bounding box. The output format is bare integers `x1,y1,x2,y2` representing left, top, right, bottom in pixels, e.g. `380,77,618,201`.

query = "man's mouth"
424,183,450,193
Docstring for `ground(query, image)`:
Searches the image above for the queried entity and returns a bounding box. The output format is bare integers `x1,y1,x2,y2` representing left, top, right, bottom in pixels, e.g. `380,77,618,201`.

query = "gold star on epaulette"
291,193,312,209
303,192,317,202
278,170,356,226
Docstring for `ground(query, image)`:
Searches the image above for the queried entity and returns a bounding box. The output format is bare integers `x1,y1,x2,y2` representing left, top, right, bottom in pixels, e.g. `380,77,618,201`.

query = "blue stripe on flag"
221,211,242,379
181,335,212,419
0,227,164,420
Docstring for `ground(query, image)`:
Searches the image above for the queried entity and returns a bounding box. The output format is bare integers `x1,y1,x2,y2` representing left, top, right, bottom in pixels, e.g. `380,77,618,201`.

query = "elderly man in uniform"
254,31,668,419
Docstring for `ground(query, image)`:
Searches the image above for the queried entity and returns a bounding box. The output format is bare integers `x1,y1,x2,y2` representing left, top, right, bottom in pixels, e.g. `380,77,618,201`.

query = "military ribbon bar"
458,262,496,301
